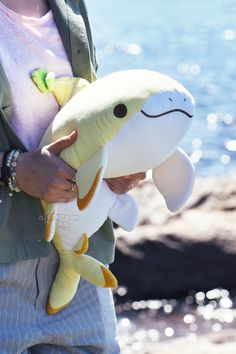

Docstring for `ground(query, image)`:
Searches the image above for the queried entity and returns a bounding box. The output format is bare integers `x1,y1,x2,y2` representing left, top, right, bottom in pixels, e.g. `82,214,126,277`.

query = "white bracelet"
7,149,22,192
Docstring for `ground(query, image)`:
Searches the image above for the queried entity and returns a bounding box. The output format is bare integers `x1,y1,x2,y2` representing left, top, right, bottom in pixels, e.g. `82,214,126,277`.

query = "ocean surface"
86,0,236,177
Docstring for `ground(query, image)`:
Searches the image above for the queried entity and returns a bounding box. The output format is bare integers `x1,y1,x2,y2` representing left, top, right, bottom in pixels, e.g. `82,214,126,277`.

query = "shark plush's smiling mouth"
140,109,193,119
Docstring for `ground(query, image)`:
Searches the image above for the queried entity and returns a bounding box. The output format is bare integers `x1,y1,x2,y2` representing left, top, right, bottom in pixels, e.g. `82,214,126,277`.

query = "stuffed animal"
32,68,195,314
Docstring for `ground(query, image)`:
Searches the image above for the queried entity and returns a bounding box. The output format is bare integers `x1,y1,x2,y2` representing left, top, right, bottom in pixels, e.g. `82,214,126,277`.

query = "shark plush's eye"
113,104,127,118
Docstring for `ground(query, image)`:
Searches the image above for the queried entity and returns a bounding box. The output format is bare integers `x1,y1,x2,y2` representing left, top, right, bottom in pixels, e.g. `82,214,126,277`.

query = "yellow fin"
52,76,89,106
100,265,118,288
76,147,107,211
44,209,56,242
47,301,68,315
77,167,103,210
74,233,89,255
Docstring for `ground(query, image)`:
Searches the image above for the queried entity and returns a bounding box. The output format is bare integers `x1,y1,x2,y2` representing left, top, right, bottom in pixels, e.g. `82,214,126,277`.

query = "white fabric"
51,181,139,250
152,148,196,211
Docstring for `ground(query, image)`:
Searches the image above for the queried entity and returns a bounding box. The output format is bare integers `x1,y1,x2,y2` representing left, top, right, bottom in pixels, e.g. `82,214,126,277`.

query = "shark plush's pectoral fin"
47,251,81,315
72,253,118,288
42,203,58,242
76,147,108,210
74,233,89,255
108,193,140,231
152,148,195,212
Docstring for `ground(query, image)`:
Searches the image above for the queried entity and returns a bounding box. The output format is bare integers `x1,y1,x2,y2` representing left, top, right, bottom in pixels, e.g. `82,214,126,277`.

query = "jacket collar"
48,0,95,82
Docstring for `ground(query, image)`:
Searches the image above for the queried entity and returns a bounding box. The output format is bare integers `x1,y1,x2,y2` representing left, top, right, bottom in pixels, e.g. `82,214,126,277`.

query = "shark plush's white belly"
54,182,116,250
54,181,139,251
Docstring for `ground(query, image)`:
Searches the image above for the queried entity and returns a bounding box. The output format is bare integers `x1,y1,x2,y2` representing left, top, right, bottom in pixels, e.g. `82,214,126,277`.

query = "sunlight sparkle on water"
212,323,222,332
164,304,173,314
164,327,174,337
206,289,224,300
192,138,202,149
117,286,127,297
220,154,231,165
190,149,203,164
125,43,142,56
225,140,236,152
219,297,233,309
177,63,201,76
183,314,196,324
223,113,234,125
223,29,236,41
207,113,218,124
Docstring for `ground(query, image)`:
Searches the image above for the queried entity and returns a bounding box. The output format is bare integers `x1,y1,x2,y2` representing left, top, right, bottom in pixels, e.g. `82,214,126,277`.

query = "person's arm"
1,130,145,202
15,131,77,203
105,173,146,194
0,131,77,203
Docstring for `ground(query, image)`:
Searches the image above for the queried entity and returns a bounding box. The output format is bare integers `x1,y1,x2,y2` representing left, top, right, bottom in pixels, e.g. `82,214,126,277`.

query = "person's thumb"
47,130,77,155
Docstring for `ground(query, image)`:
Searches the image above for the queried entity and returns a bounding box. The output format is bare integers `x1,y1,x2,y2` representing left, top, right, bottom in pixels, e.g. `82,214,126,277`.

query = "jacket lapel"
0,65,26,149
49,0,95,82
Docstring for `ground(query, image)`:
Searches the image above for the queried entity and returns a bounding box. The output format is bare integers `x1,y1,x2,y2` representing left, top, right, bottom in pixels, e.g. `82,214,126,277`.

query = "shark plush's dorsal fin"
152,148,195,212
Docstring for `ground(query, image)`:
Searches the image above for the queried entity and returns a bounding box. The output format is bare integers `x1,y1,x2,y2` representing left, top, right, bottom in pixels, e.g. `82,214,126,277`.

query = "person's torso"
0,2,73,150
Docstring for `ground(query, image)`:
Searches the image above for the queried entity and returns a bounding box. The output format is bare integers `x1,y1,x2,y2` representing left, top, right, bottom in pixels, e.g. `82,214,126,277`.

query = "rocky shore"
110,175,236,353
111,175,236,302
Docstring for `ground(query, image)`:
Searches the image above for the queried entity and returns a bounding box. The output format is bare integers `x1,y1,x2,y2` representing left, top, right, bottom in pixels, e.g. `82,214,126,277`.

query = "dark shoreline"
111,175,236,302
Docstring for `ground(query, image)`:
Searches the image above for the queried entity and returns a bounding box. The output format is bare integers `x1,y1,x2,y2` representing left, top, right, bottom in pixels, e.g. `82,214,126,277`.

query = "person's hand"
16,131,78,203
105,172,146,194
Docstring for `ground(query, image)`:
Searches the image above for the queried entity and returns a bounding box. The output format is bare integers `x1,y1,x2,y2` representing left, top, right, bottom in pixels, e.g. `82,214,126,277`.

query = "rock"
110,175,236,301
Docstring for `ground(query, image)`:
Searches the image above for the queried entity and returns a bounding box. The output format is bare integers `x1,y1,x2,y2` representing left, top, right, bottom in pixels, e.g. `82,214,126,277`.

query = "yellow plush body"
33,69,195,314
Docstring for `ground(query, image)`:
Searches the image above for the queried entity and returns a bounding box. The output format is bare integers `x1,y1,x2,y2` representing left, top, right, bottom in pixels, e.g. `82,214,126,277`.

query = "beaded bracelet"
0,150,11,186
8,149,22,192
0,149,22,192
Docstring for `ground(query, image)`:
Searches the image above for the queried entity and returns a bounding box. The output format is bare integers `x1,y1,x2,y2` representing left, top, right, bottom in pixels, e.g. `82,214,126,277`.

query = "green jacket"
0,0,115,264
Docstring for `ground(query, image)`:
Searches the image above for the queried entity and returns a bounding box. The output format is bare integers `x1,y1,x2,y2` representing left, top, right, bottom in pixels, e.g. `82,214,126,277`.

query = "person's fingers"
122,172,146,180
46,130,77,155
106,178,139,194
55,190,77,202
52,178,77,192
45,189,77,203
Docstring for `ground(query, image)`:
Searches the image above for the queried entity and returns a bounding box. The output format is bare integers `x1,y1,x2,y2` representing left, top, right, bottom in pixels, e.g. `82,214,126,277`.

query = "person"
0,0,146,353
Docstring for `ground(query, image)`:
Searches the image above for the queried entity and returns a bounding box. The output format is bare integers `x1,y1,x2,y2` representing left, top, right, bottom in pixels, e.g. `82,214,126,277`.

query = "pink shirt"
0,2,73,150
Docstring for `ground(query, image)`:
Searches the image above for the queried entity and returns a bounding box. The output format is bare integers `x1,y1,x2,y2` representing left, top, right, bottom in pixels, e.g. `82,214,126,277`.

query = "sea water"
87,0,236,177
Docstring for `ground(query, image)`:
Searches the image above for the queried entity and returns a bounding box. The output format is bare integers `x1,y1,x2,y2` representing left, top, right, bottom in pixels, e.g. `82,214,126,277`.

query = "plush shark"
33,69,195,314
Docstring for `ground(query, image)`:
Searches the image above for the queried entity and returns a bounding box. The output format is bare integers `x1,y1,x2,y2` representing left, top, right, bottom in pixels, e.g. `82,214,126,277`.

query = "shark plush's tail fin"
31,68,90,106
72,233,117,288
72,253,117,289
32,68,55,93
47,252,81,315
47,233,117,315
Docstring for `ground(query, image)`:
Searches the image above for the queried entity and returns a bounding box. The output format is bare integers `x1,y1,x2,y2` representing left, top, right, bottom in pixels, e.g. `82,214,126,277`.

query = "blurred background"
86,1,236,353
